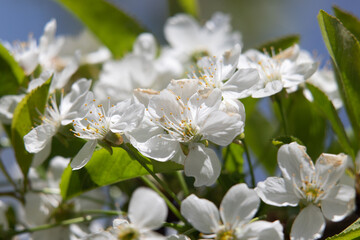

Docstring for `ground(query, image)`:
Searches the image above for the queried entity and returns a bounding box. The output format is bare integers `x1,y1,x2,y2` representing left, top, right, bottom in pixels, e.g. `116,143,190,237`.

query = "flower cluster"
0,7,356,240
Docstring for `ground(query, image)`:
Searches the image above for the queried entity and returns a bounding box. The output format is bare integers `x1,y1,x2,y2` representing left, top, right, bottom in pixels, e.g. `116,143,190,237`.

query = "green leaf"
333,6,360,42
318,10,360,147
256,34,300,56
285,91,327,160
57,0,144,59
168,0,198,18
326,218,360,240
307,83,355,159
60,147,183,200
11,78,51,176
0,43,25,97
222,143,244,174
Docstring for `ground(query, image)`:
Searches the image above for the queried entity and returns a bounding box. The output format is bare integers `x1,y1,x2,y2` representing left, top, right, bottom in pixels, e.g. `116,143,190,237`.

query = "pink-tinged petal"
315,153,347,190
222,68,260,99
290,204,325,240
321,185,355,222
277,142,315,186
128,188,167,230
255,177,299,207
71,140,97,170
181,194,220,234
184,144,221,187
252,80,283,98
243,220,284,240
164,14,201,51
24,123,57,153
220,183,260,228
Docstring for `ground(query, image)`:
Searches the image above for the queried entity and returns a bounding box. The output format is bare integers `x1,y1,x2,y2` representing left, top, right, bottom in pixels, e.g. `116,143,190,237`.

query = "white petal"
166,79,199,104
32,140,52,167
133,134,179,162
277,142,314,186
321,184,355,222
255,177,299,207
24,124,57,153
128,187,167,230
222,68,260,99
0,95,24,124
200,110,243,146
184,144,221,187
242,220,284,240
315,153,347,190
252,80,283,98
110,101,144,133
133,33,157,60
181,194,220,234
290,204,325,240
164,14,200,51
220,183,260,228
71,140,97,170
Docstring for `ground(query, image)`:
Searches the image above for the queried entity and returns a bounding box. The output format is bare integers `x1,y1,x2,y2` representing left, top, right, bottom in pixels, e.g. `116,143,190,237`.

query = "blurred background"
0,0,359,58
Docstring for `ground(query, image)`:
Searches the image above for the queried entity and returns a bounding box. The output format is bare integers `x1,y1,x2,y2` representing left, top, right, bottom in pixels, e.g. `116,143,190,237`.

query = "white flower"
181,183,284,240
71,98,144,170
191,44,259,100
3,19,64,75
94,33,182,103
255,142,355,240
239,45,317,98
164,12,241,63
85,187,167,240
24,78,92,166
131,79,244,186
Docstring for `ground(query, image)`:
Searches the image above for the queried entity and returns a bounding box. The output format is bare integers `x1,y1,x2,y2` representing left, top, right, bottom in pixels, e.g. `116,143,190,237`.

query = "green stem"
122,144,181,206
274,95,288,135
241,139,256,188
140,176,186,223
176,171,189,197
8,215,99,237
80,209,123,216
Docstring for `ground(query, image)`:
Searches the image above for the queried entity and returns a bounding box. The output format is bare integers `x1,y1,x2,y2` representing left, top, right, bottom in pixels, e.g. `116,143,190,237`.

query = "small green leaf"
318,10,360,147
11,77,51,176
60,147,183,200
0,43,25,97
256,34,300,56
168,0,198,18
307,83,355,159
272,136,303,148
57,0,144,59
333,6,360,42
326,218,360,240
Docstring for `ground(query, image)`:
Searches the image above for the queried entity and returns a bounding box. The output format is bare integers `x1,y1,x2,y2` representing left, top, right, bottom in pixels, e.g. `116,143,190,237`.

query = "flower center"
300,180,324,203
116,225,140,240
216,228,236,240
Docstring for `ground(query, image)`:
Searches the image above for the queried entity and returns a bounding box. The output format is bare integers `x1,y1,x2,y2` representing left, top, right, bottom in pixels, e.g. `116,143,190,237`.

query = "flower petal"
255,177,299,207
315,153,347,190
128,187,167,230
71,139,97,170
24,123,57,153
321,184,355,222
32,140,52,167
184,143,221,187
252,80,283,98
290,204,325,240
278,142,314,186
181,194,220,234
242,220,284,240
222,68,260,99
220,183,260,228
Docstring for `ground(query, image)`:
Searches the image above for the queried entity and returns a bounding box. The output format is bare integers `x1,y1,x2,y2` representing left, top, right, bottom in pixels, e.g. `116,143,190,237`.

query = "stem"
0,157,18,192
80,209,123,216
176,171,189,197
8,215,100,237
140,176,186,223
122,144,181,206
274,95,288,135
241,139,256,188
